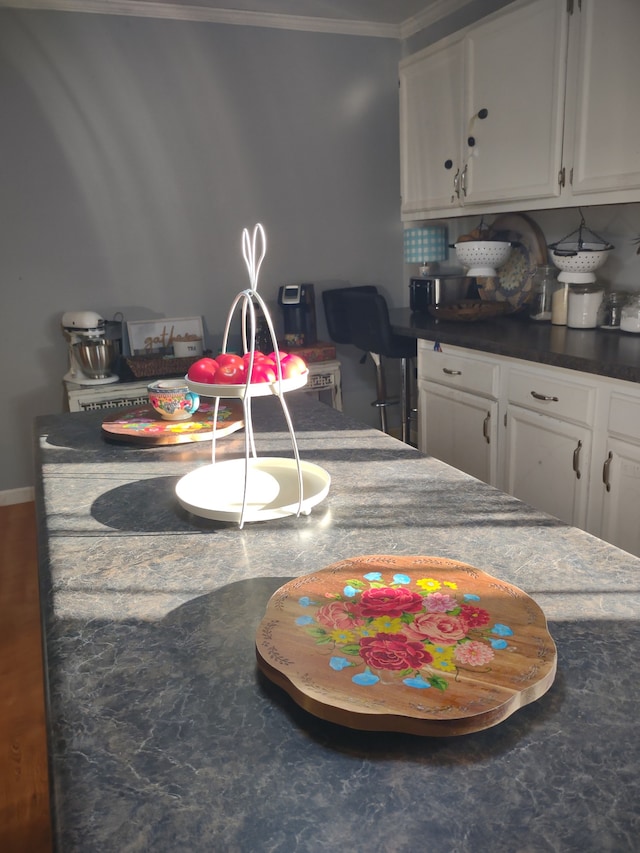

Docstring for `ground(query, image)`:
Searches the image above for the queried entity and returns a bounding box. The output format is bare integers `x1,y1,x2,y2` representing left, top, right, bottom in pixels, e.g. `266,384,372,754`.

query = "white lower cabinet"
419,380,498,484
417,343,500,485
598,393,640,556
504,405,591,528
416,339,640,556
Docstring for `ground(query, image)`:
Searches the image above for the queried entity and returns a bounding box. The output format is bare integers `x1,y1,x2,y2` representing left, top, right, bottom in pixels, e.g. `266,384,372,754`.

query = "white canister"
567,285,604,329
173,338,204,358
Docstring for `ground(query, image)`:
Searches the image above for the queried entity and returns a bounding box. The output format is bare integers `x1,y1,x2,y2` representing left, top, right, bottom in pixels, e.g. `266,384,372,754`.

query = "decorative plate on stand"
256,555,557,737
477,213,548,309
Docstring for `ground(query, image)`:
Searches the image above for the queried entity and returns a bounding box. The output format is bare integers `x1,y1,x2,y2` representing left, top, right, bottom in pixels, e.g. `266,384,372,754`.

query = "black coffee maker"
278,283,317,347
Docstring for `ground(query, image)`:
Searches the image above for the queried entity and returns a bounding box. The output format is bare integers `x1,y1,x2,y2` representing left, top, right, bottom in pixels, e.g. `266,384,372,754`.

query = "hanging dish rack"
175,223,331,528
548,210,615,256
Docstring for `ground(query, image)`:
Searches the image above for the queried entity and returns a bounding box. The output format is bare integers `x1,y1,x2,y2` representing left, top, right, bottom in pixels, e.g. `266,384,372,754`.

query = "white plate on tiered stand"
175,457,330,523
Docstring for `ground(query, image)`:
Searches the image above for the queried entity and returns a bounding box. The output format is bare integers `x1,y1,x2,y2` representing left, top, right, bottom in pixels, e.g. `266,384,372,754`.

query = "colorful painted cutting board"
256,555,557,737
101,401,243,445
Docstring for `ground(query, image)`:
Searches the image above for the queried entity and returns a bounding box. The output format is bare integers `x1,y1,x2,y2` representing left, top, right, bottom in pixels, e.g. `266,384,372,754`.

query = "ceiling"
4,0,474,37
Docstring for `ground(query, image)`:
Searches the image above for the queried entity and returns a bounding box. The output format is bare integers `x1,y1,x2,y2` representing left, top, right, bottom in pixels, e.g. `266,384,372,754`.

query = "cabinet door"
504,405,591,527
600,438,640,558
399,38,464,217
463,0,567,205
419,380,499,485
566,0,640,197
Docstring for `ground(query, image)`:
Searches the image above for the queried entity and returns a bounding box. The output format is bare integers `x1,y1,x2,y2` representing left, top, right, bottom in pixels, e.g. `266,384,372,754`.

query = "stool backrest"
322,285,378,345
346,290,416,360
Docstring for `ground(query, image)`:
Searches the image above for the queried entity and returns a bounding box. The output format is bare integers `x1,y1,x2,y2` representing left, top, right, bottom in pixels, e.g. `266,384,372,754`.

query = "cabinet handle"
452,168,460,199
483,412,490,444
443,368,462,376
461,164,468,197
573,439,582,480
531,390,559,402
602,451,613,493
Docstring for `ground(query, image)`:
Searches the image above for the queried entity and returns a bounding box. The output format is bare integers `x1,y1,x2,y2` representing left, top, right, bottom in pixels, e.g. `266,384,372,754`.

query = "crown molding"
0,0,405,36
400,0,475,38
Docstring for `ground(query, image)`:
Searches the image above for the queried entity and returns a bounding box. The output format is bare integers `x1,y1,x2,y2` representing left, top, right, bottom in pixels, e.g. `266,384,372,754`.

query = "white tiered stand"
175,225,331,528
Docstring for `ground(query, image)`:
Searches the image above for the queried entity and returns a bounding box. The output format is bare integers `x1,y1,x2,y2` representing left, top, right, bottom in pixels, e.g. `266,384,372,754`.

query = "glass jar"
529,265,556,321
567,284,604,328
598,291,629,329
551,281,569,325
620,295,640,333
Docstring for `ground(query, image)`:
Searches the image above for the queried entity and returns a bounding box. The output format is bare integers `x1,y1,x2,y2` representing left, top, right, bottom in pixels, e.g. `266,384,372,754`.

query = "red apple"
187,357,219,384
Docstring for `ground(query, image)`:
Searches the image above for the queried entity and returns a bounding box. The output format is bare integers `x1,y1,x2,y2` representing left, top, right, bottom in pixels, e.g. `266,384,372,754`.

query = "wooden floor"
0,502,53,852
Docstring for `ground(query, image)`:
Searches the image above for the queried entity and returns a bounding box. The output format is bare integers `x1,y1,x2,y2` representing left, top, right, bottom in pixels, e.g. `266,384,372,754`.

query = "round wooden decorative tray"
256,555,557,737
101,401,243,445
428,300,512,323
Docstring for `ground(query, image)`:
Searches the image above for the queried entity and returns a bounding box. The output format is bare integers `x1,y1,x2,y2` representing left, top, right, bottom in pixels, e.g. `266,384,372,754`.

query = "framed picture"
126,316,204,355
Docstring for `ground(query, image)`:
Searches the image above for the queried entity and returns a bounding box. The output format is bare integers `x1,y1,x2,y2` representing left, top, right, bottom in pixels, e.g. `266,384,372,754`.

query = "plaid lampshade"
403,227,448,264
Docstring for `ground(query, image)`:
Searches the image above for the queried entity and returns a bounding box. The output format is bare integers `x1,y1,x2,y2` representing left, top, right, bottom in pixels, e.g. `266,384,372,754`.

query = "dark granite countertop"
390,308,640,384
35,396,640,852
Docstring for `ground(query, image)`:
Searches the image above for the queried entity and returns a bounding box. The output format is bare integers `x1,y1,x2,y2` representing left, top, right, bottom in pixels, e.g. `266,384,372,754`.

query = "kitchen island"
35,395,639,852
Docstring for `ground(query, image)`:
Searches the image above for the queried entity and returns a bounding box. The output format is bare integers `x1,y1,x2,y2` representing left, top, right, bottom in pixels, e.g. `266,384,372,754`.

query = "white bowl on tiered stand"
175,224,331,528
454,240,512,278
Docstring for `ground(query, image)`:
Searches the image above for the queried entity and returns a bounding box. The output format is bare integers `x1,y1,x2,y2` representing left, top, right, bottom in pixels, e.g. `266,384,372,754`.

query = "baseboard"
0,487,35,506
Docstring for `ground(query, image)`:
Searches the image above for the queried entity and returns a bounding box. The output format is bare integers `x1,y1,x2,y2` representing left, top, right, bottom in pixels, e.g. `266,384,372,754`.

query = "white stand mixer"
62,311,119,385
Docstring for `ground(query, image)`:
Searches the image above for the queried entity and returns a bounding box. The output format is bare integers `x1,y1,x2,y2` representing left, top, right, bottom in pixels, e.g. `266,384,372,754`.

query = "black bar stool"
322,286,416,443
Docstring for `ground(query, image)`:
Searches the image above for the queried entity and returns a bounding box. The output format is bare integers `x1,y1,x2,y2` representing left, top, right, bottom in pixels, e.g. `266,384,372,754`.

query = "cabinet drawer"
507,368,594,426
608,393,640,442
418,346,499,398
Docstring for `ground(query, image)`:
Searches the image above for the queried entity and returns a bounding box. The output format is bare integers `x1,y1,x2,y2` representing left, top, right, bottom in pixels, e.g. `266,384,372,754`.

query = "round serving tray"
185,371,308,399
256,555,557,737
175,457,330,523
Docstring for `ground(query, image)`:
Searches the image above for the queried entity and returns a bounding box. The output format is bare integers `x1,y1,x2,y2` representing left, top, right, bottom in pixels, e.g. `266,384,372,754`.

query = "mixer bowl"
73,339,115,379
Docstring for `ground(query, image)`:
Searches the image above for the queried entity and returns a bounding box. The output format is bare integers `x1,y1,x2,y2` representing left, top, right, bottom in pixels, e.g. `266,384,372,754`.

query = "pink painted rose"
403,612,468,645
358,587,424,619
454,641,495,666
316,600,363,630
359,633,433,671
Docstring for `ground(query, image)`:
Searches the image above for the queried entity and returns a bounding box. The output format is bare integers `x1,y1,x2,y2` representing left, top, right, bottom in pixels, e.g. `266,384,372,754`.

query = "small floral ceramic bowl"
148,379,200,421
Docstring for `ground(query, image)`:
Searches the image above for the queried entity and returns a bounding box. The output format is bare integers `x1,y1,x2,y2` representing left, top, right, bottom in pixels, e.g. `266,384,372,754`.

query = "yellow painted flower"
370,616,403,634
430,645,456,672
443,581,458,590
416,577,442,592
330,628,355,643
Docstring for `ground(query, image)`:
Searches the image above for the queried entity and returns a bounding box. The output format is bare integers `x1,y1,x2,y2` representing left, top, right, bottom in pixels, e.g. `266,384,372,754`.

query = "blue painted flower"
330,656,352,671
464,593,481,601
352,667,380,686
295,615,315,626
298,596,312,607
403,675,432,689
363,572,382,581
492,623,513,636
490,639,508,650
343,585,359,598
393,573,411,585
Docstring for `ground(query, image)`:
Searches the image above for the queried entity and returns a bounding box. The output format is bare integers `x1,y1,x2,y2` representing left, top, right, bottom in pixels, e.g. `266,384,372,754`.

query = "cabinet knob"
468,136,476,147
478,108,488,119
444,159,453,170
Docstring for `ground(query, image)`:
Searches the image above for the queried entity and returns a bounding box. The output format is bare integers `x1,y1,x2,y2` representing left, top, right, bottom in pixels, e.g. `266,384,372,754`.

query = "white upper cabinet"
463,0,567,205
563,0,640,200
399,37,465,216
400,0,640,220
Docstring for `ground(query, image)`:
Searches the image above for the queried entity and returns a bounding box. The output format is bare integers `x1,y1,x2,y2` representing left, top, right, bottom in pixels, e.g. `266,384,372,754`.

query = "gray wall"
0,10,404,493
